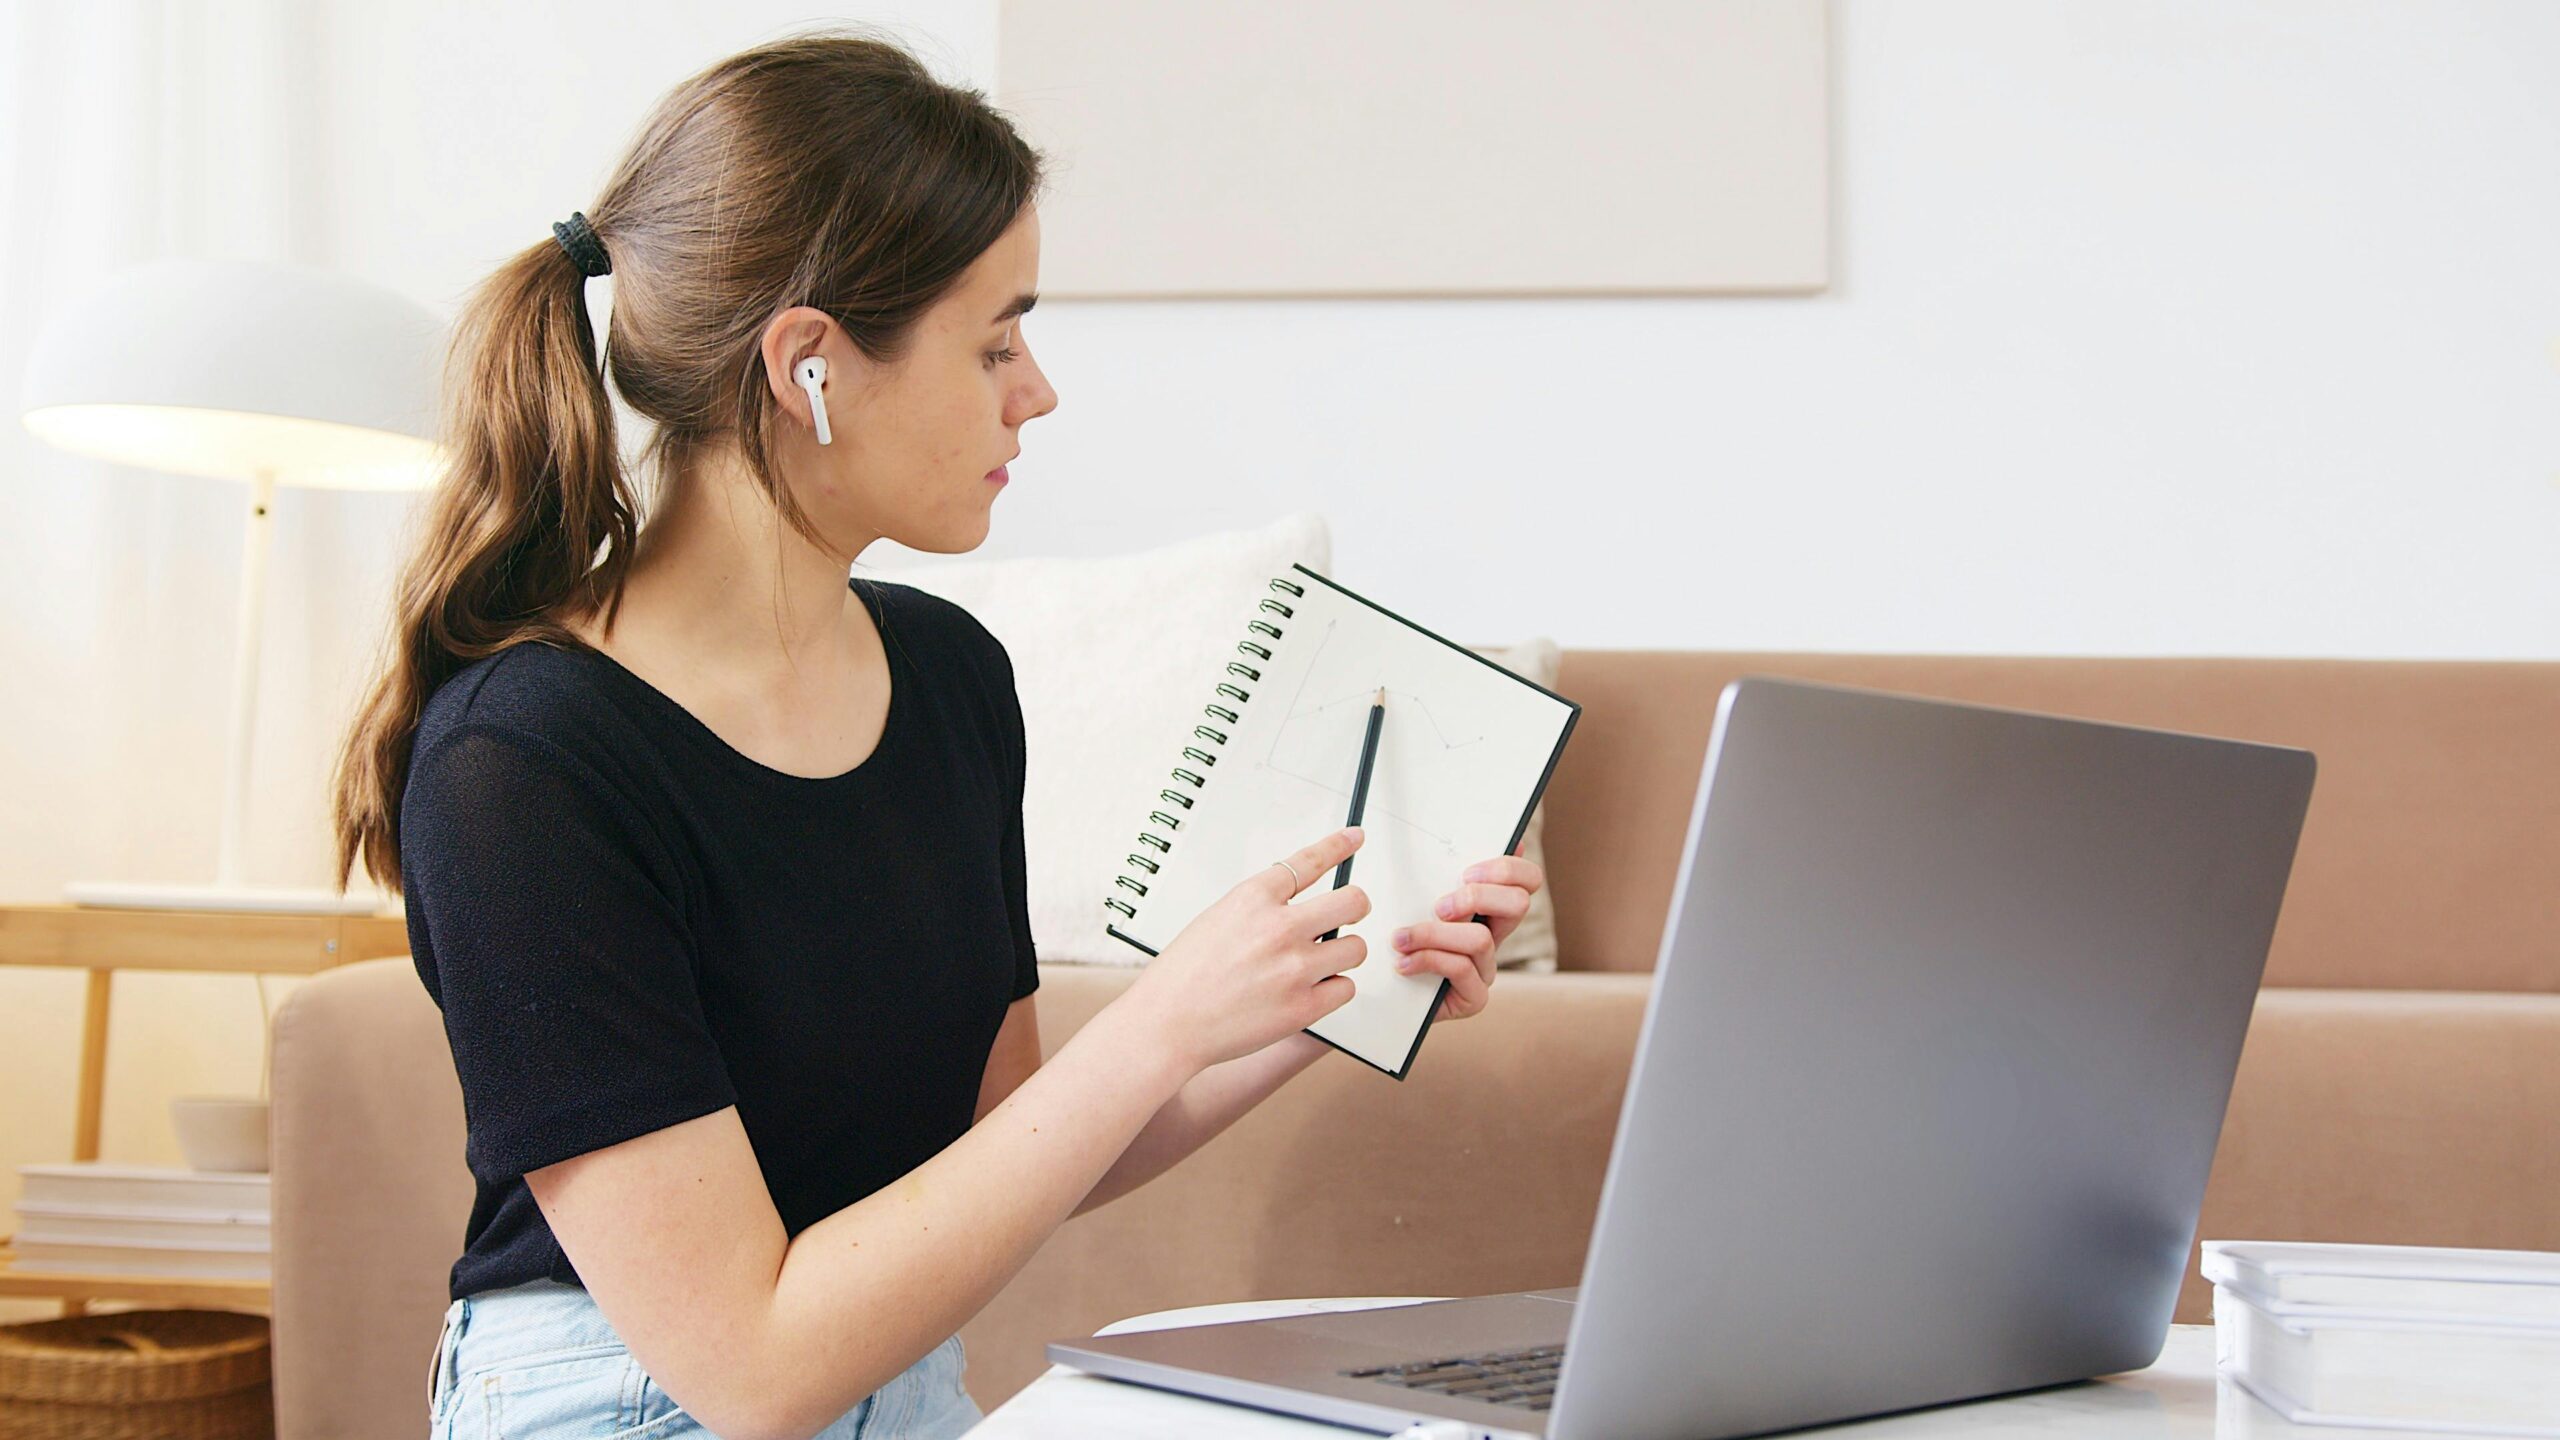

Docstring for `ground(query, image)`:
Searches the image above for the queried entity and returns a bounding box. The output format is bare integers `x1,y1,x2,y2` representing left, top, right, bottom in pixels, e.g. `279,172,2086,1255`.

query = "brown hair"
330,26,1043,894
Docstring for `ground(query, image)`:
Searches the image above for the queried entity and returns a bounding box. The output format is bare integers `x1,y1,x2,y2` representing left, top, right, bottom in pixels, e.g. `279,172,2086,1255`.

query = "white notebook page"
1107,566,1579,1075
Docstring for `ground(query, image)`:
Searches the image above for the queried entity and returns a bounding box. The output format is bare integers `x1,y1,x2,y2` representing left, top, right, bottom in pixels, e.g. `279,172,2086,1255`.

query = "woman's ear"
759,306,850,435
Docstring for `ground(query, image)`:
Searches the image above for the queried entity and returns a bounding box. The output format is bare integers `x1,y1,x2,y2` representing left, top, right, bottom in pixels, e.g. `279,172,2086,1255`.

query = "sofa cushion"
1542,652,2560,990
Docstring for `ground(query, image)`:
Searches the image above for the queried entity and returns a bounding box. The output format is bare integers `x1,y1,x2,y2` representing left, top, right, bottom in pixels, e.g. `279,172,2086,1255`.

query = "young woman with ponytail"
329,27,1543,1440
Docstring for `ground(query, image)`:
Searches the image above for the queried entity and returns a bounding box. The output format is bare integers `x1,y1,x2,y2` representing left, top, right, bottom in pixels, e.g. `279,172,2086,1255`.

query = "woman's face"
769,203,1056,557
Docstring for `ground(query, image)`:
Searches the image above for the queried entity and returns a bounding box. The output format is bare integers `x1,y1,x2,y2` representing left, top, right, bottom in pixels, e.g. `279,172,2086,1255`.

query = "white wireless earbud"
794,355,832,445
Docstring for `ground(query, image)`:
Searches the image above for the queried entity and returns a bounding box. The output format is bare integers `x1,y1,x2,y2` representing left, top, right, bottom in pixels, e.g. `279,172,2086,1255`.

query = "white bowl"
171,1096,270,1173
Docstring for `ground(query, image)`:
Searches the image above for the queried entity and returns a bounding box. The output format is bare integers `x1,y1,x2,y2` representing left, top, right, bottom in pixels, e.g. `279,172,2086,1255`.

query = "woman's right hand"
1117,825,1372,1075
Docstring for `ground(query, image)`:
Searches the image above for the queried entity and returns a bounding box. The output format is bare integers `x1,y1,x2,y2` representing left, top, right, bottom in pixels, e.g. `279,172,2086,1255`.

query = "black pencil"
1319,686,1385,943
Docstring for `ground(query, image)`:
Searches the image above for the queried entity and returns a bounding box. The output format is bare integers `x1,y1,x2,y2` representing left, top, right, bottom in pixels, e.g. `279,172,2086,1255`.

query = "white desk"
967,1297,2490,1440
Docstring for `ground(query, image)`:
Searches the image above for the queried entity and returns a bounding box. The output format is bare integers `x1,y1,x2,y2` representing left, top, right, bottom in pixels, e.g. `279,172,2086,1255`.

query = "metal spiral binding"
1105,574,1306,923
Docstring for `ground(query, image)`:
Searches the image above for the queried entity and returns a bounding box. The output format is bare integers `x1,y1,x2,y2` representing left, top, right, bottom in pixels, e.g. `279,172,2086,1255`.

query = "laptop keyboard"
1342,1342,1564,1411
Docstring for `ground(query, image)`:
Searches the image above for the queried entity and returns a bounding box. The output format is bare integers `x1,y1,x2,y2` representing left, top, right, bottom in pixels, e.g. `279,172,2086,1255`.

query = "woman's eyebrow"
990,293,1037,325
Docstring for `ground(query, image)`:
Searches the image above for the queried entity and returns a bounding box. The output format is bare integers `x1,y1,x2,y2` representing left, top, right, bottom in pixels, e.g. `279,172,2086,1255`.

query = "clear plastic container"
2205,1240,2560,1323
2206,1240,2560,1436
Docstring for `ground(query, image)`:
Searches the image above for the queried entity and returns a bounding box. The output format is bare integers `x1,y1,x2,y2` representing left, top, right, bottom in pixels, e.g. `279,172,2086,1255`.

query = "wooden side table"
0,903,411,1317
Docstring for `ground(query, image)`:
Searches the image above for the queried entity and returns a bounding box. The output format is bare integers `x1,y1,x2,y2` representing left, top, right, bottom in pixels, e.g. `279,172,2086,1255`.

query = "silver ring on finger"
1273,858,1303,889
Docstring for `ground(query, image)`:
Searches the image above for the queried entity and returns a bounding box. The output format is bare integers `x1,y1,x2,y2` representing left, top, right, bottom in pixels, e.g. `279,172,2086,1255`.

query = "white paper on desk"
1105,565,1578,1077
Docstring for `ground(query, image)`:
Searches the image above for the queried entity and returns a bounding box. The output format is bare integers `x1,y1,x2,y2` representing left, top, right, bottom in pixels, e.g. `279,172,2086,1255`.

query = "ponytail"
328,237,633,894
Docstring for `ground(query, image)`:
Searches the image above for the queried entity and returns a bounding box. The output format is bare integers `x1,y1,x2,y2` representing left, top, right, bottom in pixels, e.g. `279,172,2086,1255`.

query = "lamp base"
64,880,394,916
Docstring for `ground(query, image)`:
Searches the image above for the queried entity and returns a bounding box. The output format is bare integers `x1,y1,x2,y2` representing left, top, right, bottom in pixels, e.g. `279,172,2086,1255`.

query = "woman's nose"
1013,362,1058,425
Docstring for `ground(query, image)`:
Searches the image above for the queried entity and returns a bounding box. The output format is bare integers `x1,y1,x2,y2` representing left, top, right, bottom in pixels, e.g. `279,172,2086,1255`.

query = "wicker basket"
0,1308,272,1440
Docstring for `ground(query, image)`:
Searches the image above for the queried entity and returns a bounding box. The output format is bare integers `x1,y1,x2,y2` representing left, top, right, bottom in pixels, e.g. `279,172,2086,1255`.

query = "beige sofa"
268,651,2560,1437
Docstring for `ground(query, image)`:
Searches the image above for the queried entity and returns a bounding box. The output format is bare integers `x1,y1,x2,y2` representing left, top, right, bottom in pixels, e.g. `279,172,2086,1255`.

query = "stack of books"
2207,1239,2560,1436
9,1161,271,1281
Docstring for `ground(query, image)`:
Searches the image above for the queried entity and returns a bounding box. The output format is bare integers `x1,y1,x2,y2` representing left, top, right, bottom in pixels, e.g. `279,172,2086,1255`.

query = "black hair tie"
551,211,611,278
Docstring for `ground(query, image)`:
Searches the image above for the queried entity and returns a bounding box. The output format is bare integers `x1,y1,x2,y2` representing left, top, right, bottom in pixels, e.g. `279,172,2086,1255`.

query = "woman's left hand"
1389,838,1546,1022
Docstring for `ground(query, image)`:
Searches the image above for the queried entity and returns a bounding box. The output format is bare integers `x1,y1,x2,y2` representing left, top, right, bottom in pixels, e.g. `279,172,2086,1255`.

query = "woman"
330,28,1543,1440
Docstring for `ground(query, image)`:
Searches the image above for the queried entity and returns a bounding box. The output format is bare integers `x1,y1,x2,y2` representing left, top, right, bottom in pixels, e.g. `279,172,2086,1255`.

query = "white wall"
967,1,2560,658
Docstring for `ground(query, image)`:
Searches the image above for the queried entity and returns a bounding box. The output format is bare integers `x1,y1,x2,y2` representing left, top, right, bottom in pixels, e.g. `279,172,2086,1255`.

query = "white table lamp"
19,257,447,914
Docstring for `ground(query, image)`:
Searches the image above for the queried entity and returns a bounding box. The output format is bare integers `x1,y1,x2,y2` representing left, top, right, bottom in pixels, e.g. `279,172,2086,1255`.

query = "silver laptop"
1048,676,2317,1440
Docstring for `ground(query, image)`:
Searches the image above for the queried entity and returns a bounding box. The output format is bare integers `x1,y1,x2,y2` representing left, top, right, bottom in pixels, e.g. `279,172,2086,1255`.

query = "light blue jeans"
427,1279,983,1439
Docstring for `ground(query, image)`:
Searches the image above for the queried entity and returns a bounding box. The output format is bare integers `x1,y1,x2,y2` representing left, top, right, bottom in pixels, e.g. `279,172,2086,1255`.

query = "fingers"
1305,972,1358,1022
1290,879,1371,940
1268,826,1365,898
1394,918,1496,988
1457,854,1545,895
1443,857,1543,954
1431,878,1531,929
1399,947,1491,1019
1306,932,1368,979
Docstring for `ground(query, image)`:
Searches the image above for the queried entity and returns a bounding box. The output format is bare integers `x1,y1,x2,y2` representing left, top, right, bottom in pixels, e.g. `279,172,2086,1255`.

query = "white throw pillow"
865,513,1330,964
1465,637,1562,973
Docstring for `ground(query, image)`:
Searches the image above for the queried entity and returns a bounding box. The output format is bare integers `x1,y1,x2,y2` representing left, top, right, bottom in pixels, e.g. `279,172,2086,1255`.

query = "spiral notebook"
1103,564,1581,1078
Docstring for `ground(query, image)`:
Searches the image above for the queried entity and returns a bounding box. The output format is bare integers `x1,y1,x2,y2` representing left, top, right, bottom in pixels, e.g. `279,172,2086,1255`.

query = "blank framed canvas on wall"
995,0,1829,298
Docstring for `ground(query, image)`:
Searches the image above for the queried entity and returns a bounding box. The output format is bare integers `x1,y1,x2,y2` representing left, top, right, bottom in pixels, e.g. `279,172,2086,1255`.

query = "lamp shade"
18,257,447,491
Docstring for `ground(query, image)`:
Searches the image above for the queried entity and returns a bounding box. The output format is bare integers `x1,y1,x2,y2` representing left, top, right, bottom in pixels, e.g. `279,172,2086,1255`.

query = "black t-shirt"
399,576,1039,1302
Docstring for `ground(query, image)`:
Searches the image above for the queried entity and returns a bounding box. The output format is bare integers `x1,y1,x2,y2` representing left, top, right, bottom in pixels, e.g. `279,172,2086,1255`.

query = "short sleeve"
989,637,1041,1002
401,722,740,1182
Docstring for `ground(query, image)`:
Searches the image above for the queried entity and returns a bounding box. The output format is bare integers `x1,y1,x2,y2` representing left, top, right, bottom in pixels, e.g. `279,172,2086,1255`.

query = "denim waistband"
451,1279,622,1360
431,1278,620,1412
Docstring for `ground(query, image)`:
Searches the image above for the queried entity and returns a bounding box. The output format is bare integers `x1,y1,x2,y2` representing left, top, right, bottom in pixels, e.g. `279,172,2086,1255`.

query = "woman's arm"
973,998,1333,1219
1069,1029,1332,1216
526,1001,1186,1440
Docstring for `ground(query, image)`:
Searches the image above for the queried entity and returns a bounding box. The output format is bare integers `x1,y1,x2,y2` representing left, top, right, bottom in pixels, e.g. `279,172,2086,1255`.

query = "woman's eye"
985,345,1021,367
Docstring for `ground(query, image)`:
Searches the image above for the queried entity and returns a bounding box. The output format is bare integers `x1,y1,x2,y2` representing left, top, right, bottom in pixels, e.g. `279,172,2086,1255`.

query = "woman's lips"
986,465,1009,484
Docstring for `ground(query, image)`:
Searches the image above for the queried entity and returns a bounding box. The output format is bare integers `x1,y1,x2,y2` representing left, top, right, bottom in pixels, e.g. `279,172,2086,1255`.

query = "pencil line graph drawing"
1244,618,1483,852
